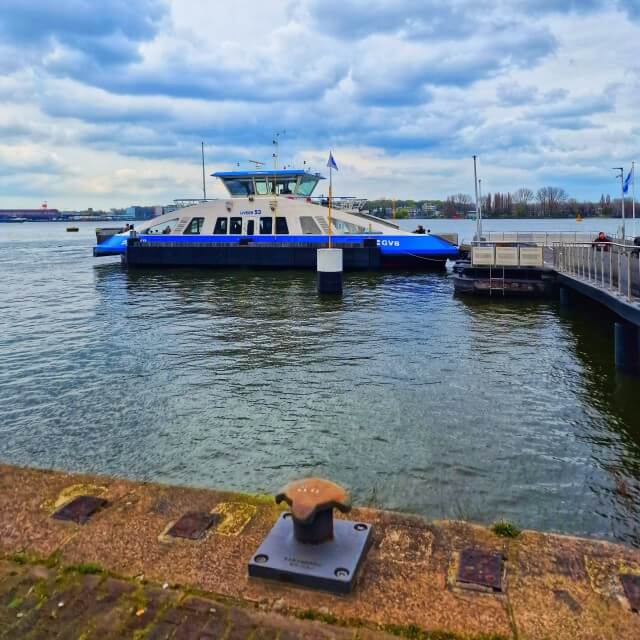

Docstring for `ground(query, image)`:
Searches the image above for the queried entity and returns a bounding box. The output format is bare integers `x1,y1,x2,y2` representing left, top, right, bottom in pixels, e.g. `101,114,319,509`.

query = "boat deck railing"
172,196,368,211
553,241,640,304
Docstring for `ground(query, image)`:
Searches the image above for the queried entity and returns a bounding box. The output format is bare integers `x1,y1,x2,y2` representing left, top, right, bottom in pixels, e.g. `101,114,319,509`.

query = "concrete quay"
1,464,639,639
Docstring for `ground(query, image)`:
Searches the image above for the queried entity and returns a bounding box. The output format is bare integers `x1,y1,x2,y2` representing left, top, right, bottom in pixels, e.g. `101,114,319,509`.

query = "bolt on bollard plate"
457,548,504,592
248,513,372,594
52,495,108,525
620,574,640,612
167,512,220,540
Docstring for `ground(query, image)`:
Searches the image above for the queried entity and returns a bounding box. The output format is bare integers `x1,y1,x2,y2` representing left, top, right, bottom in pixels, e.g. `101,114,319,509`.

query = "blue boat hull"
95,233,458,262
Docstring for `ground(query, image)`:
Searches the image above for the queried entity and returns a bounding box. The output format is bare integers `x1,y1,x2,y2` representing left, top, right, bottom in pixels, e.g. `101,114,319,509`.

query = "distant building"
421,202,441,217
0,208,61,220
125,206,156,220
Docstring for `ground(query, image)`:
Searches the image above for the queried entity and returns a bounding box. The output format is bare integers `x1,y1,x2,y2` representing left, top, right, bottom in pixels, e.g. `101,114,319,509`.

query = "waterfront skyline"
0,0,639,208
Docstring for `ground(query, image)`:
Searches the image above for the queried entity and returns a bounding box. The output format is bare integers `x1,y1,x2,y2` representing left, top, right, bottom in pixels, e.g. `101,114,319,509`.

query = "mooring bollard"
248,477,372,593
317,248,343,294
614,322,640,373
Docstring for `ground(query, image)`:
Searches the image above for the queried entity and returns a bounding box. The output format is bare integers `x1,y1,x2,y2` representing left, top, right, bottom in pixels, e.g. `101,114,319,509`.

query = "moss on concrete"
63,562,106,575
491,520,521,538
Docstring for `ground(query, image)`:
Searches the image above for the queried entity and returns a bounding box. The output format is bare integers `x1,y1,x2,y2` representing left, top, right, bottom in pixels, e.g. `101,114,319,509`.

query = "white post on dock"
317,248,343,294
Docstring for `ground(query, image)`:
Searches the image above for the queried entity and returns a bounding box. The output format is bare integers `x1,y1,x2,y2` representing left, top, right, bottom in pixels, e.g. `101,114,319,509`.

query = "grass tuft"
9,553,27,565
296,609,340,625
63,562,105,575
491,520,521,538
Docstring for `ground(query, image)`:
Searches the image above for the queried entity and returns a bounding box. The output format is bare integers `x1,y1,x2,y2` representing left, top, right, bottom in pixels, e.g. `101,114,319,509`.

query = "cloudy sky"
1,0,639,209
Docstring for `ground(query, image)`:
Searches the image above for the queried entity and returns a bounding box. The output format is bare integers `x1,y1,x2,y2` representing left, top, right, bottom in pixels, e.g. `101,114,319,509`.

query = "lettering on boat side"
377,239,401,247
239,209,262,216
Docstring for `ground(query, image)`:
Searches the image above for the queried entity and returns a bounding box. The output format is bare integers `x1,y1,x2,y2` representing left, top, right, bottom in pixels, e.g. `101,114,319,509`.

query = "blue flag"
326,151,338,171
623,167,632,194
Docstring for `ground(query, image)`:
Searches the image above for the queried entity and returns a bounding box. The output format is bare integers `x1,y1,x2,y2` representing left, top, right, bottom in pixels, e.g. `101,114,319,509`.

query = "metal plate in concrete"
620,574,640,612
457,549,503,592
52,495,107,525
167,512,219,540
248,513,372,594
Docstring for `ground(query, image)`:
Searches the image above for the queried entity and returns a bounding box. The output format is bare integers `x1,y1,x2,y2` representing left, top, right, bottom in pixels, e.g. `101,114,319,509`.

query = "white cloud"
0,0,638,207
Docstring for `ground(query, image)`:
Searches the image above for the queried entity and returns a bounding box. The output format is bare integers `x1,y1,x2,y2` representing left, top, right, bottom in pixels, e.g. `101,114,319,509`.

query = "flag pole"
328,158,333,249
633,160,636,239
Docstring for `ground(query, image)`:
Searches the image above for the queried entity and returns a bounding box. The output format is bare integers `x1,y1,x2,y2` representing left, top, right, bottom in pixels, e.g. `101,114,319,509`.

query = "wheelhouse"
211,170,325,198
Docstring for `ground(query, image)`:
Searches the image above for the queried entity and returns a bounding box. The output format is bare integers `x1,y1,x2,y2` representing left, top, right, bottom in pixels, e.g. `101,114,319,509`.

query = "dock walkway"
552,242,640,325
1,464,639,639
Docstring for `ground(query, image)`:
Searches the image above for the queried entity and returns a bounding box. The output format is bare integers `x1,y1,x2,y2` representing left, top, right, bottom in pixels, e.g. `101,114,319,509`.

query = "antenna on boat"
271,132,285,238
201,142,207,201
272,130,286,169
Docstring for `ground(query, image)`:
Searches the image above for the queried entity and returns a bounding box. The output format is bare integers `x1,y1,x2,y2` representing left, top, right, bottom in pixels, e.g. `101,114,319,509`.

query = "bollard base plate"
248,513,372,594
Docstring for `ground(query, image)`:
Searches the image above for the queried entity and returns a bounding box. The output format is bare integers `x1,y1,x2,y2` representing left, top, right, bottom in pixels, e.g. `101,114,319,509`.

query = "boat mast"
473,155,482,241
272,134,281,238
201,142,207,201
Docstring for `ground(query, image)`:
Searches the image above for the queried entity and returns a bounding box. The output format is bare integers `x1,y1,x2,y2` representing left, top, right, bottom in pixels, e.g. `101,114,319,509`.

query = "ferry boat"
94,169,458,268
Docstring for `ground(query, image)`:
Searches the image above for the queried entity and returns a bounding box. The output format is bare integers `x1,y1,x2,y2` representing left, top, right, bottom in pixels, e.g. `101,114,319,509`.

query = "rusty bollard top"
276,478,351,525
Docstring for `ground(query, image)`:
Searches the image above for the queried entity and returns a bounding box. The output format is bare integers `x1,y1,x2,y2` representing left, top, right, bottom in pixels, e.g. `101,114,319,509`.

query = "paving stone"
172,612,209,639
253,626,279,639
146,621,180,640
180,595,218,613
227,607,259,639
121,587,175,632
161,605,189,625
200,610,228,638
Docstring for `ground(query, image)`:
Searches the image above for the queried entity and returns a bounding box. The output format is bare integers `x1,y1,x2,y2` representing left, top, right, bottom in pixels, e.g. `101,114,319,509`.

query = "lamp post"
613,167,625,240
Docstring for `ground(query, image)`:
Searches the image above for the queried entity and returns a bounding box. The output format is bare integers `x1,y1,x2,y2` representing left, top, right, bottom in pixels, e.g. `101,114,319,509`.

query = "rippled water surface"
1,222,639,545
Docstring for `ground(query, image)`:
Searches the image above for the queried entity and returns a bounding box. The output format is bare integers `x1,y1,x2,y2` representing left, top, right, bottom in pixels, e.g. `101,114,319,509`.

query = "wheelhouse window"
259,217,272,234
230,217,242,234
254,178,269,195
331,217,366,234
183,217,205,235
273,179,298,195
223,179,254,196
275,217,289,234
246,220,255,235
213,217,228,234
144,218,179,234
297,175,320,197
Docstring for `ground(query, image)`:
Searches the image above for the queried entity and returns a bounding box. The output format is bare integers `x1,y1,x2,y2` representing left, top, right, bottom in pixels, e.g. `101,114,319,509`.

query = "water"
1,220,639,546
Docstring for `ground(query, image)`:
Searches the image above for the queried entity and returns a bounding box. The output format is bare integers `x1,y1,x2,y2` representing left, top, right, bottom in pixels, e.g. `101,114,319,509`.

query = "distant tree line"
440,187,626,219
366,190,629,219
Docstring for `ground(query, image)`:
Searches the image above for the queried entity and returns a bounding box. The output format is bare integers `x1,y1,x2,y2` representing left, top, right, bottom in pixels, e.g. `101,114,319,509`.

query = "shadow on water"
452,291,640,545
555,294,640,544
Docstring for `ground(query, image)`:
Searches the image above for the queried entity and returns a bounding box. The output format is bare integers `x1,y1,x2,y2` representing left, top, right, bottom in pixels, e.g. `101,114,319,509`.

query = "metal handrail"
475,231,635,247
553,241,639,303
